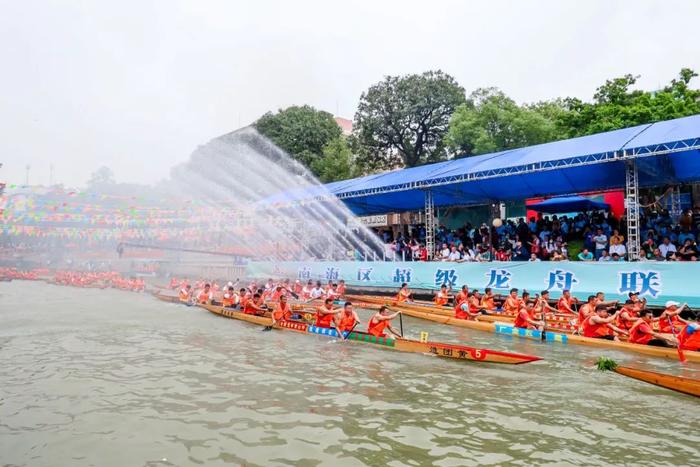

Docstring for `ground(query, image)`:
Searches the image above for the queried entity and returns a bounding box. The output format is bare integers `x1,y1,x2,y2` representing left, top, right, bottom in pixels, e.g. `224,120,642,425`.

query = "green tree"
311,137,357,183
255,105,342,169
87,166,115,188
446,88,564,156
557,68,700,137
354,70,466,169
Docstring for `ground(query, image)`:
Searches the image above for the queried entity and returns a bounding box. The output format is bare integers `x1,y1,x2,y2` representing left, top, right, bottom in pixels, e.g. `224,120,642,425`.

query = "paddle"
340,321,359,341
668,305,687,363
399,312,404,338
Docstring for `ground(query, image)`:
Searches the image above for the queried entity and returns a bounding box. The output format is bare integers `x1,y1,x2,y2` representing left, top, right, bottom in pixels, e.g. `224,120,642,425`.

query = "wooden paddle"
668,306,687,363
340,321,359,341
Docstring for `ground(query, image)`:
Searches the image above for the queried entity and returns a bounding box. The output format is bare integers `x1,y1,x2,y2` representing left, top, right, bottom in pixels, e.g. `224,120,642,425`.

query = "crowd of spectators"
379,207,700,262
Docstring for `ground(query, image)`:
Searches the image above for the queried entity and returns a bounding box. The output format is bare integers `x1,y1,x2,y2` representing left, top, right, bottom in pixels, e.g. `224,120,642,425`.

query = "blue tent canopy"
528,196,610,214
263,114,700,215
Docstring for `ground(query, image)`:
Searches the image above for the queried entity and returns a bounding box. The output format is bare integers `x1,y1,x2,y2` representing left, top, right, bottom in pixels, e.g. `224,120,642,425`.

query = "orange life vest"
481,296,495,311
582,315,611,338
616,308,638,331
557,296,573,313
336,312,357,333
178,288,189,302
504,296,520,314
658,314,680,333
434,292,449,306
316,306,335,328
678,324,700,351
454,302,469,320
243,301,259,315
367,316,389,337
628,320,653,345
197,290,211,304
513,308,531,329
272,303,291,321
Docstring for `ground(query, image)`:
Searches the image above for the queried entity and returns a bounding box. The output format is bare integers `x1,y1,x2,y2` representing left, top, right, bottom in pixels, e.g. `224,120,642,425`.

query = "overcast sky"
1,0,699,188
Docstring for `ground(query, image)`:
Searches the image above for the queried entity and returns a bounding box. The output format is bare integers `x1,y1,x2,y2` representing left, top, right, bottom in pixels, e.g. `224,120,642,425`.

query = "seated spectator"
447,245,462,262
495,247,511,261
598,250,611,262
650,248,666,261
551,249,566,261
578,249,594,261
439,243,450,260
659,237,676,257
678,239,697,260
609,236,626,258
476,245,492,262
528,253,541,262
610,253,624,262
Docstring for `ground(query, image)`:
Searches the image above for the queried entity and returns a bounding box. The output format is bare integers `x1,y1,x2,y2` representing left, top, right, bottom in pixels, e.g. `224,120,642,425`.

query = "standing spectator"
592,228,608,259
512,241,528,261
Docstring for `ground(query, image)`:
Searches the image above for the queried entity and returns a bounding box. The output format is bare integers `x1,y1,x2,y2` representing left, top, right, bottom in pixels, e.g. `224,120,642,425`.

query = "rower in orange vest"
615,300,640,332
222,286,237,308
197,284,213,304
243,293,266,315
316,298,342,328
480,288,496,311
179,284,192,303
513,292,543,330
335,302,361,336
557,289,576,314
628,309,676,347
658,301,689,333
582,305,627,341
678,323,700,351
336,280,346,297
395,283,412,303
503,288,521,314
434,284,451,306
367,306,402,338
271,295,293,325
454,285,469,306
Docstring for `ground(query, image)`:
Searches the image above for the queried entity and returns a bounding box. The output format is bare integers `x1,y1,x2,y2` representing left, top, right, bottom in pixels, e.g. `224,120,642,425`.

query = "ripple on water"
1,281,700,466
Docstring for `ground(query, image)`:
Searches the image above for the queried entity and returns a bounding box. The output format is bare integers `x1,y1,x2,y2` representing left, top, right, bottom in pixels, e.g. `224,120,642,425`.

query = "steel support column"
424,189,436,260
625,159,641,260
670,185,682,223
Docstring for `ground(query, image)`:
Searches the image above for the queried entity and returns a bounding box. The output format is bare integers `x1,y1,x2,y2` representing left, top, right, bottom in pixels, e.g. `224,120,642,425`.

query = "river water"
1,281,699,466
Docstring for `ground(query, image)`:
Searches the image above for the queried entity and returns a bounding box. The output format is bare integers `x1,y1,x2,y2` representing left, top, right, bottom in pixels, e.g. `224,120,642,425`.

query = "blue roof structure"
528,196,610,214
264,114,700,215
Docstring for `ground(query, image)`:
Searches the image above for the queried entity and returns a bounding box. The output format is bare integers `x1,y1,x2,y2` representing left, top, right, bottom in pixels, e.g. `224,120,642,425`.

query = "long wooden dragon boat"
197,303,541,364
614,366,700,397
345,294,577,332
369,301,700,363
597,358,700,398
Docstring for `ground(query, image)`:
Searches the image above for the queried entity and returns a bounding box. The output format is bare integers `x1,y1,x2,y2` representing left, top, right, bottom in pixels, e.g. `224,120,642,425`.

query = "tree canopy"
252,68,699,183
254,105,342,171
558,68,700,138
446,88,563,156
354,70,466,169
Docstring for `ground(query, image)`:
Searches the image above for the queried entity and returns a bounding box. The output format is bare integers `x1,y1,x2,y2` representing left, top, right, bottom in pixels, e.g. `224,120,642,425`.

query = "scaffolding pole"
625,159,641,261
670,185,682,223
424,189,436,260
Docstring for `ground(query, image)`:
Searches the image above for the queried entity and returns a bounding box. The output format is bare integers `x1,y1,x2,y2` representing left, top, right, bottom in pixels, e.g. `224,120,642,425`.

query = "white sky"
1,0,699,188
